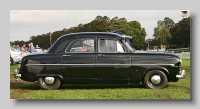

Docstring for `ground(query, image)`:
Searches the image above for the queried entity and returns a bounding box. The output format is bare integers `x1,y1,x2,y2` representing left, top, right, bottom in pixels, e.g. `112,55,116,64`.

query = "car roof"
57,32,132,40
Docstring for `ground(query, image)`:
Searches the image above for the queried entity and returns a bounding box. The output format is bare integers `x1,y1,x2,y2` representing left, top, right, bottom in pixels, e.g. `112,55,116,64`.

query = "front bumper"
14,69,21,81
176,69,186,79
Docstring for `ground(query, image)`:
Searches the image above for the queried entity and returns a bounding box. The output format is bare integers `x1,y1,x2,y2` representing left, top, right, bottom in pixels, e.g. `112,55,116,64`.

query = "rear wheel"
143,70,168,89
38,77,61,90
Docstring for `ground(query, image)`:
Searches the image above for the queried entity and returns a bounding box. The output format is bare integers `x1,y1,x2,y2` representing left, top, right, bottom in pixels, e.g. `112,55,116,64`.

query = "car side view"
14,32,186,90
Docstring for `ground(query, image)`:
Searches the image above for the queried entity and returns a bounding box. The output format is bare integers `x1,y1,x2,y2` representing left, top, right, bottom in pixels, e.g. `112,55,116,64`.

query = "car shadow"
60,83,146,90
10,81,41,90
10,81,146,90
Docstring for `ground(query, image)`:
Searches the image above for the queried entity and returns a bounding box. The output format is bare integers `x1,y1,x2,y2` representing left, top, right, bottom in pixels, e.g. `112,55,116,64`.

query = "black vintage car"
14,32,186,90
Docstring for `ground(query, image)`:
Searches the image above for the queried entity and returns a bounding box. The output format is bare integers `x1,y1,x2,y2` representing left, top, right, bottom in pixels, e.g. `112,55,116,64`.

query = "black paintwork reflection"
20,53,62,81
61,53,96,79
132,53,179,64
131,53,180,82
96,53,131,79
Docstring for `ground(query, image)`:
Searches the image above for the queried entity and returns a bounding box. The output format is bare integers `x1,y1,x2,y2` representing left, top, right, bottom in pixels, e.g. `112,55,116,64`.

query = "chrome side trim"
62,64,95,66
131,64,175,66
97,64,131,66
26,64,95,66
26,64,131,66
26,63,174,66
26,64,62,66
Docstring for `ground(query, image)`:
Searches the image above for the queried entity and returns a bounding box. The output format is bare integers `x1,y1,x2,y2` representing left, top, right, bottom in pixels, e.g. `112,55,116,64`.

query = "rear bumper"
14,69,21,81
176,70,186,79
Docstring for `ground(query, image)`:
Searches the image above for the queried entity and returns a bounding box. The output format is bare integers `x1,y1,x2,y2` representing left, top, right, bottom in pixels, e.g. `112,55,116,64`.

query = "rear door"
61,38,96,83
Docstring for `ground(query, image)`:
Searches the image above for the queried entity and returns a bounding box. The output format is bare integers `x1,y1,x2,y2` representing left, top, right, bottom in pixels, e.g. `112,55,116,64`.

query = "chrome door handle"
63,55,70,57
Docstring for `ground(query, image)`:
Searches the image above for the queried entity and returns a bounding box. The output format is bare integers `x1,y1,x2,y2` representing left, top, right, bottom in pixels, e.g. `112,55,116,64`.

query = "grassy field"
10,59,190,99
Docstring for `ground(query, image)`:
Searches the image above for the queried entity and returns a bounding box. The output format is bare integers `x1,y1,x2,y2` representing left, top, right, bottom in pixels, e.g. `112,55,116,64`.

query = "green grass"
10,59,190,99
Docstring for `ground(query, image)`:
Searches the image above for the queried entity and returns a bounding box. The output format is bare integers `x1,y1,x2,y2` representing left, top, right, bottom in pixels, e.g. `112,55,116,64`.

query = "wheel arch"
142,67,171,82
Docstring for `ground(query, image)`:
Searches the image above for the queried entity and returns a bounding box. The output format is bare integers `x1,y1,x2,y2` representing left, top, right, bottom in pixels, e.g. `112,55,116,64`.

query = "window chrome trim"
26,64,94,66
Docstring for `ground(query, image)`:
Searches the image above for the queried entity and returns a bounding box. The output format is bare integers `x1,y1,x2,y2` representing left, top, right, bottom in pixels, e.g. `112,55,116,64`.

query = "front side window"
67,38,94,53
98,39,125,53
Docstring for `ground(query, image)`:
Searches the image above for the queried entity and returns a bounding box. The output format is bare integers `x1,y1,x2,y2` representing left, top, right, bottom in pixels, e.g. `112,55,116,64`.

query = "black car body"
14,32,186,90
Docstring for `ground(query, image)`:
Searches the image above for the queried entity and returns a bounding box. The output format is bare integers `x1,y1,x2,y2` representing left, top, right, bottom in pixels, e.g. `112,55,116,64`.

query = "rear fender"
36,74,64,84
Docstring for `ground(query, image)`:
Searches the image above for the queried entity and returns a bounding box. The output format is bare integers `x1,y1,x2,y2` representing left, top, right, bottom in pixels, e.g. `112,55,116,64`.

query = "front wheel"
143,70,168,89
38,77,61,90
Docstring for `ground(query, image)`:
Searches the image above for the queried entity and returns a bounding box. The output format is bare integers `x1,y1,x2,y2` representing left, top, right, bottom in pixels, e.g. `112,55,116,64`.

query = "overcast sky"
10,10,188,42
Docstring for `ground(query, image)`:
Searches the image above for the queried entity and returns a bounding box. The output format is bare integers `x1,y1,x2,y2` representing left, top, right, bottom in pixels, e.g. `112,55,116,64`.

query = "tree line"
152,17,190,49
10,15,190,50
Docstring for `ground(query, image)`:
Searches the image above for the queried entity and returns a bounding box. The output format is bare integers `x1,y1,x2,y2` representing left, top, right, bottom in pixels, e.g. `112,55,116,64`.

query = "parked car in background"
10,47,29,64
10,53,12,64
34,48,44,52
14,32,186,90
10,47,23,64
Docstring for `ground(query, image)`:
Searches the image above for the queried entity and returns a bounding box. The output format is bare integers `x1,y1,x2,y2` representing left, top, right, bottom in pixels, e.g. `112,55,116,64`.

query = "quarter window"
67,39,94,52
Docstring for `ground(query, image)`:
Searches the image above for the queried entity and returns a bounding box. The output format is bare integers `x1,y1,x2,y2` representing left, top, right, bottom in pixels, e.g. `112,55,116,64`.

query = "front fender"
142,66,170,82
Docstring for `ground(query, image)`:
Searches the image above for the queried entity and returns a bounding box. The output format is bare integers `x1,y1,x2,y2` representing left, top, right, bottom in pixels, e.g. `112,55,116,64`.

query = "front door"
96,38,131,82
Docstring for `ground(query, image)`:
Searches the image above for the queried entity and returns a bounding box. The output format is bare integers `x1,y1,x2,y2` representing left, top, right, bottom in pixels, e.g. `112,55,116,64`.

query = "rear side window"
66,38,94,53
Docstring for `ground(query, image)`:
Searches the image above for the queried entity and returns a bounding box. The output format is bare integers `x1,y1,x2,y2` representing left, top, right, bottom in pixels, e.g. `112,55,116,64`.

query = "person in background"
29,43,35,53
20,44,27,52
28,43,30,53
16,45,20,50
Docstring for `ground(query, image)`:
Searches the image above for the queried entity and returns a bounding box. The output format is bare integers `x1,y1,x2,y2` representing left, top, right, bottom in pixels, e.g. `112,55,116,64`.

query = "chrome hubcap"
44,77,55,85
151,75,161,85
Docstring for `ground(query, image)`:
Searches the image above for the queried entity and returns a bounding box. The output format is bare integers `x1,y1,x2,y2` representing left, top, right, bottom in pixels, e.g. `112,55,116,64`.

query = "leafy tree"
11,16,146,50
29,36,35,41
93,15,111,32
126,21,146,49
153,20,171,47
106,18,128,32
170,17,190,47
164,17,175,29
107,19,146,49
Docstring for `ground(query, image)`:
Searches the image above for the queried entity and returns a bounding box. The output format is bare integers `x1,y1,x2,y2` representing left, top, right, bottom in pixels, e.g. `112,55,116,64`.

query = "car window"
67,38,94,53
98,39,125,53
10,47,21,52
